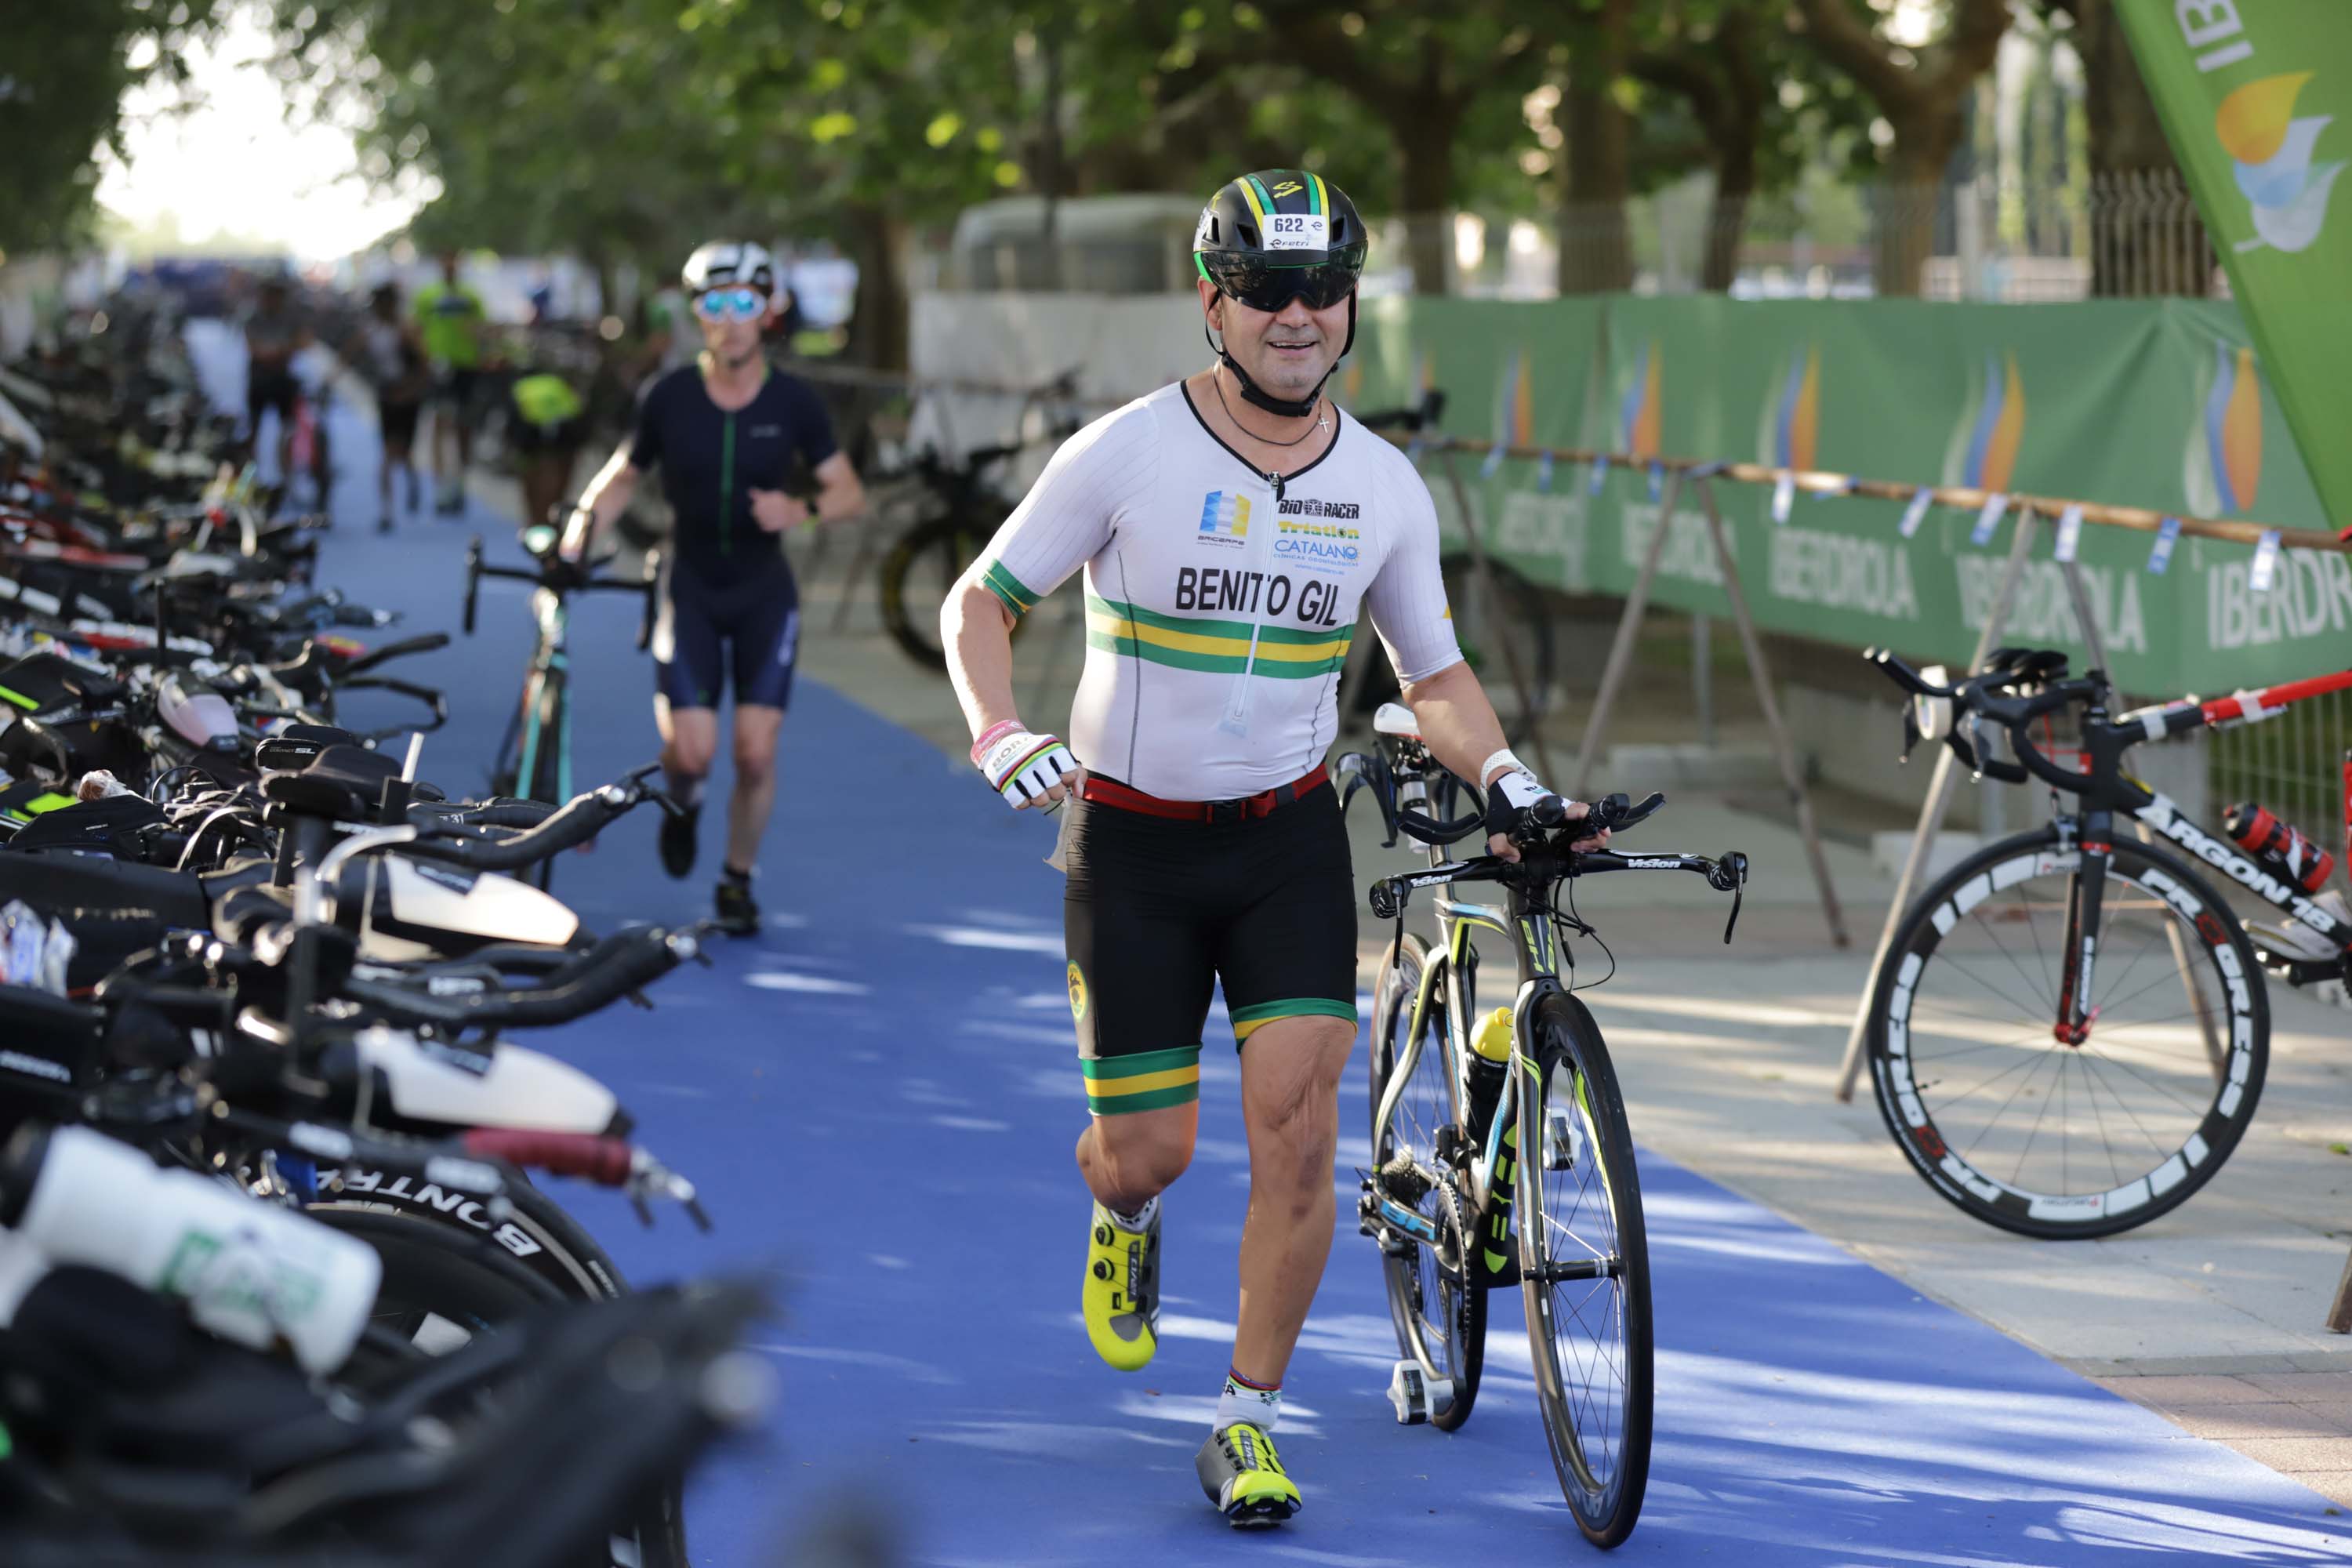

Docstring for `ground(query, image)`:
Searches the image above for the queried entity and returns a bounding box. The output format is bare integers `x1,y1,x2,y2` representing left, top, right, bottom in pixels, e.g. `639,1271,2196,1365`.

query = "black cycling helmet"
1193,170,1367,417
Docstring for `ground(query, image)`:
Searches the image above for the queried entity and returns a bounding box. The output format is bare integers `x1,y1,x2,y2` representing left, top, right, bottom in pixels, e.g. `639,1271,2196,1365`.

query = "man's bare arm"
810,452,866,523
560,437,639,558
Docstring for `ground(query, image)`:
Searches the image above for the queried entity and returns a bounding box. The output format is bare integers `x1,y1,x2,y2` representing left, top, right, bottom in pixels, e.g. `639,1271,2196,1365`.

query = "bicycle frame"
503,585,574,805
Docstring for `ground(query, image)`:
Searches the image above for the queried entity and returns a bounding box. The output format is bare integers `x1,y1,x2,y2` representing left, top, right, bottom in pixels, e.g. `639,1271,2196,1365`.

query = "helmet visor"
1197,246,1365,314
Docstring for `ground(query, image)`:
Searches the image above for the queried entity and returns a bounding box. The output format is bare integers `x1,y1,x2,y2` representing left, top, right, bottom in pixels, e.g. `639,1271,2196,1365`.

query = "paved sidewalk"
786,534,2352,1509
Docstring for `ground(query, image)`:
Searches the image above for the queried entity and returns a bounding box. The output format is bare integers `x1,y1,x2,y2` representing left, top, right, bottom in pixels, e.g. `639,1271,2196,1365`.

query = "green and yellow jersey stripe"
1082,1045,1201,1115
981,560,1040,619
1083,593,1350,678
1231,998,1359,1043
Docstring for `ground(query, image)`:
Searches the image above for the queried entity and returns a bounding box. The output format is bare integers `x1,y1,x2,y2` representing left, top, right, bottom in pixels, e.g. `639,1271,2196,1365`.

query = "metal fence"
910,171,2223,303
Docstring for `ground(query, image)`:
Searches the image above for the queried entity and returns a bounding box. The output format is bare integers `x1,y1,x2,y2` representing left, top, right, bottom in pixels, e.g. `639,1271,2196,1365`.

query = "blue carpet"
257,372,2352,1566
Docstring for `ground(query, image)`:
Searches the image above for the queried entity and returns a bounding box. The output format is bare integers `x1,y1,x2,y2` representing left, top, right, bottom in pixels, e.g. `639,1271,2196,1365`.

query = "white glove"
971,720,1080,809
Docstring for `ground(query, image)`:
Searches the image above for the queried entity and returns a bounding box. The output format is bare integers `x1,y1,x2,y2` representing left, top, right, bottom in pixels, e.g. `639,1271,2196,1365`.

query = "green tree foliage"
0,0,223,254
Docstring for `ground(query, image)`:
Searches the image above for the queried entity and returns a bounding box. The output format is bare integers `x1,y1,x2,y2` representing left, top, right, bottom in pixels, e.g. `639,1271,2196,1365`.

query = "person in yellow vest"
507,290,589,531
411,251,488,514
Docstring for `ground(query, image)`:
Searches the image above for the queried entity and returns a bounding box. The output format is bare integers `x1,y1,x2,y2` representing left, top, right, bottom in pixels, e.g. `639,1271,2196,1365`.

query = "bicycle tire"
305,1206,687,1568
1865,827,2270,1240
1517,992,1652,1548
1367,932,1485,1429
877,508,1015,672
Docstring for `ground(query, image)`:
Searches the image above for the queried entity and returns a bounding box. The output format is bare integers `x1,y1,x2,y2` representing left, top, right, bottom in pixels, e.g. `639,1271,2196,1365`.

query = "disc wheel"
1865,828,2269,1239
1518,993,1652,1548
1368,933,1485,1429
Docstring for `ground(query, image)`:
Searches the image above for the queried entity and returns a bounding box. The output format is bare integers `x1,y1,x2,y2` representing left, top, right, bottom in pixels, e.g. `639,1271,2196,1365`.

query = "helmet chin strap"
1205,292,1357,419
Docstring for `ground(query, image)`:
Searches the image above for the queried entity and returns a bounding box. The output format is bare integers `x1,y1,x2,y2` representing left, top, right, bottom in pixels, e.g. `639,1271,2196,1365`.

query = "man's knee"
665,728,716,779
1091,1113,1194,1194
731,742,774,787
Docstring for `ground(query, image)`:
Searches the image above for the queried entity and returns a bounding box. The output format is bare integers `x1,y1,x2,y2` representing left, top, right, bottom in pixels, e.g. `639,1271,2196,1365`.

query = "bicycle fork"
2055,810,2113,1047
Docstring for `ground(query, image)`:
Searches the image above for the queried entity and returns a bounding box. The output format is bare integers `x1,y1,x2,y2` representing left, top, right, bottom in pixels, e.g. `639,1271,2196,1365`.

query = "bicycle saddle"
260,742,405,821
254,724,361,774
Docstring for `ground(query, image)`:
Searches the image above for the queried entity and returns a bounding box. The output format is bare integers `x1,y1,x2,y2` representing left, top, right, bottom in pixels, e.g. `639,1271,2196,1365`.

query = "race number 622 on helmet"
1191,171,1368,418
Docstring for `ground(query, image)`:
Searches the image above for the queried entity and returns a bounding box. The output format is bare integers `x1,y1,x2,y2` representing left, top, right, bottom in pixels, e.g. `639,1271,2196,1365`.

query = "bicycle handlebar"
1867,646,2107,795
338,924,699,1030
395,764,666,872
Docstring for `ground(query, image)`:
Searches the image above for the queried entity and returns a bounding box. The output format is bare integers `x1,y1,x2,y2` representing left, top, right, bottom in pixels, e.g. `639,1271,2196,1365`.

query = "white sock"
1214,1369,1281,1435
1104,1195,1158,1232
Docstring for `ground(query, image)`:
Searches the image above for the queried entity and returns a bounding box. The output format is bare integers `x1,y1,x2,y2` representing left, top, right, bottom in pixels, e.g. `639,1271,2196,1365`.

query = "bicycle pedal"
1386,1359,1453,1426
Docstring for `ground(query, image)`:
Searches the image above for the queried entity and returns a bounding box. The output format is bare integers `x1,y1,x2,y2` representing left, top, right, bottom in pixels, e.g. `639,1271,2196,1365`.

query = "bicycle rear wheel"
878,508,1014,671
1865,828,2269,1239
1367,932,1484,1429
1517,993,1652,1548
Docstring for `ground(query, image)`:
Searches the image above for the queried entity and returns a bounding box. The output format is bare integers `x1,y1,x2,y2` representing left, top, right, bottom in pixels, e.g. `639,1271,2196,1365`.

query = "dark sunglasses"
1197,248,1365,314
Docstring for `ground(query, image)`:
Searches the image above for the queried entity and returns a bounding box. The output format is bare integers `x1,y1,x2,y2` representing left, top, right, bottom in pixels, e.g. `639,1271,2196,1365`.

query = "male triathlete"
241,273,311,493
412,251,487,514
564,241,864,935
941,171,1604,1526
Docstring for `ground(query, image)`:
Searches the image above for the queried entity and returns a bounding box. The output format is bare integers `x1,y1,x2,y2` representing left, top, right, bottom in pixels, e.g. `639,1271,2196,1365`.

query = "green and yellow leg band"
981,560,1039,620
1082,1045,1201,1116
1230,998,1359,1045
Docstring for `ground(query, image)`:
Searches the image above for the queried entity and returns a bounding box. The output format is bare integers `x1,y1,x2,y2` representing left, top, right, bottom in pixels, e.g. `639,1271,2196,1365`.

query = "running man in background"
507,289,589,533
241,273,311,497
412,251,488,514
344,282,429,532
561,241,866,935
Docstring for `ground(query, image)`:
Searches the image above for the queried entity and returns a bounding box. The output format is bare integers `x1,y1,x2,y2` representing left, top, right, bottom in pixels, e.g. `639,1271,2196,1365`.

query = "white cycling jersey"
977,380,1461,800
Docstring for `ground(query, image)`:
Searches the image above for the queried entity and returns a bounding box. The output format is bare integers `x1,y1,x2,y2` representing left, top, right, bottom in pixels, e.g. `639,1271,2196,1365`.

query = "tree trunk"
1560,0,1634,294
1702,141,1757,292
2073,0,2210,296
1396,103,1459,296
844,204,912,373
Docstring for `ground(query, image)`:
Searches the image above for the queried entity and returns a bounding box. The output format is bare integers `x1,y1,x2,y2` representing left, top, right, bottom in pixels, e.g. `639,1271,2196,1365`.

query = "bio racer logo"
2216,72,2343,255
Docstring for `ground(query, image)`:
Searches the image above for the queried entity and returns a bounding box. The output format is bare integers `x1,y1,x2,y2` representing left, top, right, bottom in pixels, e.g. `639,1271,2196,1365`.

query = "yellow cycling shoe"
1196,1421,1301,1527
1082,1199,1160,1371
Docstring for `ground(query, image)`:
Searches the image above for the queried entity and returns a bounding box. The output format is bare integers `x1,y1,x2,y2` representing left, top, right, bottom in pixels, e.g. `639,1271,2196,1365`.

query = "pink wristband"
971,719,1024,764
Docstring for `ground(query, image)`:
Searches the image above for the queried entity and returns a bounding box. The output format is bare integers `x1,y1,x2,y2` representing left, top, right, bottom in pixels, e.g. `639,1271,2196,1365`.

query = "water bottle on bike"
2227,798,2351,959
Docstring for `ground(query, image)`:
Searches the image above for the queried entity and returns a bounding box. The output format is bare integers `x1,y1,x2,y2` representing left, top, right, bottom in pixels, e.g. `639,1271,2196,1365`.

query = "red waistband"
1080,764,1329,823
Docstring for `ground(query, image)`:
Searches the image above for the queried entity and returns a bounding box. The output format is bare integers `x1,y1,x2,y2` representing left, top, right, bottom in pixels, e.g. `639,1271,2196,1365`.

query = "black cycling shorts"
1063,780,1358,1116
247,371,298,431
653,558,800,712
511,416,586,456
379,397,421,450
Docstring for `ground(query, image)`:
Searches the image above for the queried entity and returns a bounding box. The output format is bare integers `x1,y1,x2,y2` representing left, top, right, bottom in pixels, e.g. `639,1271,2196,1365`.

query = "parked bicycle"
1860,647,2352,1239
1339,705,1748,1548
874,372,1081,670
462,520,658,887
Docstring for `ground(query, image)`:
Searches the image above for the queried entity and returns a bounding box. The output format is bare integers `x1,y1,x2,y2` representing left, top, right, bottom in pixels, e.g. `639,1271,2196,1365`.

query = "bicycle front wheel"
1517,993,1652,1548
1866,828,2269,1239
1368,932,1484,1429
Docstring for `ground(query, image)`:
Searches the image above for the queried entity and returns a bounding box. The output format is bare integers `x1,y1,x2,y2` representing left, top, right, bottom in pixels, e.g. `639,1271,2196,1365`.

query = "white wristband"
1479,748,1528,785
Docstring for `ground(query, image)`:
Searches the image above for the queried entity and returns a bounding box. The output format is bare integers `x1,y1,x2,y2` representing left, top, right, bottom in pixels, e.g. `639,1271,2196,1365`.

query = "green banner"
1336,293,2348,696
2118,0,2352,538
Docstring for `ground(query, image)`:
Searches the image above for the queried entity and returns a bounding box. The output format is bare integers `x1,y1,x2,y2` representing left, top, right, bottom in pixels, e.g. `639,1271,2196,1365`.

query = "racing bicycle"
1860,648,2352,1239
1339,705,1749,1548
461,518,658,889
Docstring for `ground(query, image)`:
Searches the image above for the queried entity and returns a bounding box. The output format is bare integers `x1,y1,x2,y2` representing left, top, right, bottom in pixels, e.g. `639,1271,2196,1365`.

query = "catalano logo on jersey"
1198,489,1250,545
2216,72,2343,256
2185,342,2264,517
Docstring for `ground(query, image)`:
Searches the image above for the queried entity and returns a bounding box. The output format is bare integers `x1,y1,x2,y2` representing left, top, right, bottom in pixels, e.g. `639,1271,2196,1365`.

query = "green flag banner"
2118,0,2352,535
1338,293,2348,696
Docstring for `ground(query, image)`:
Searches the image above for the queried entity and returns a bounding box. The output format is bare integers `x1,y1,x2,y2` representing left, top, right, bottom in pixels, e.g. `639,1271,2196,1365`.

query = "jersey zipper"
1216,468,1284,739
719,410,738,556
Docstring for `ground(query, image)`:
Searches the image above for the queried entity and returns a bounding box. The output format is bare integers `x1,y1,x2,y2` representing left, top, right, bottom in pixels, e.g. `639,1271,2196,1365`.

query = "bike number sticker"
1265,213,1329,251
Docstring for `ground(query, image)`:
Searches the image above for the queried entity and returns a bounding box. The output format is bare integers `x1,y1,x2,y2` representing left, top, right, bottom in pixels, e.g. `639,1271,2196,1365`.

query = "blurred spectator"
346,281,430,532
412,250,488,514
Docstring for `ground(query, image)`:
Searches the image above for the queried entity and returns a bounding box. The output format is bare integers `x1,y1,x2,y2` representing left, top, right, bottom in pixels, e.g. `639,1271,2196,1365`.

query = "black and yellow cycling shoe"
1082,1199,1159,1371
1196,1421,1301,1527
